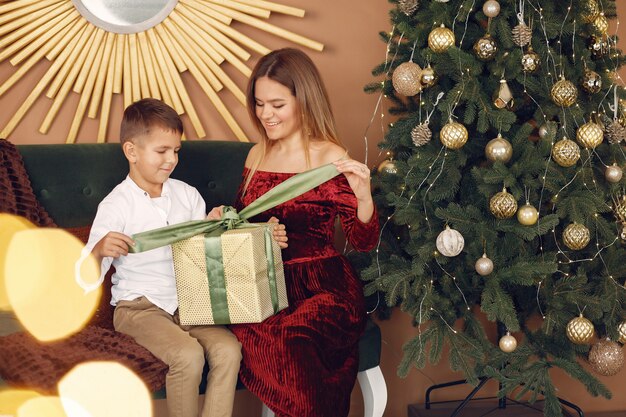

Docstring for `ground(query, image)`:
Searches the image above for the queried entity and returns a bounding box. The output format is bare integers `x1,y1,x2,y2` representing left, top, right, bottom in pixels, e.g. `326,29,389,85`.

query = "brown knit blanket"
0,139,55,227
0,139,168,393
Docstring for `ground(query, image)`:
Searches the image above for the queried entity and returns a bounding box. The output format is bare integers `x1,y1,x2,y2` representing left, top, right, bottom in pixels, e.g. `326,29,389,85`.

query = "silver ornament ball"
475,254,494,276
605,164,623,183
483,0,500,18
499,332,518,353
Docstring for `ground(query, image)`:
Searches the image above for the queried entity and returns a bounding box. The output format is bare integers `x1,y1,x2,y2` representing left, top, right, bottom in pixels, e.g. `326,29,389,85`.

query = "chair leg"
261,403,275,417
358,366,387,417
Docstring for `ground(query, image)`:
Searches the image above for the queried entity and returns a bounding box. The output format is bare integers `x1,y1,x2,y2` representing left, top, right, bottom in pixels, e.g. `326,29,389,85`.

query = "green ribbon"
128,163,340,323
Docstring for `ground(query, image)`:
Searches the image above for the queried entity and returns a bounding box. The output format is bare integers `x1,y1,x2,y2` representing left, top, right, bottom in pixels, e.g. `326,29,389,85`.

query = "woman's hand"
332,159,374,223
268,216,288,249
206,205,224,220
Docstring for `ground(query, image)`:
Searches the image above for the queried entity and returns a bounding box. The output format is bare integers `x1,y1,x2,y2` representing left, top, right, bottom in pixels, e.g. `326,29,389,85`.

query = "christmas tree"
362,0,626,415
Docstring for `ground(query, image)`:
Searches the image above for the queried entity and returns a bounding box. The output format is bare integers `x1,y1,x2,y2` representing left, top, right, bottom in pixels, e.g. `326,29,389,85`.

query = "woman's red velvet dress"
230,169,379,417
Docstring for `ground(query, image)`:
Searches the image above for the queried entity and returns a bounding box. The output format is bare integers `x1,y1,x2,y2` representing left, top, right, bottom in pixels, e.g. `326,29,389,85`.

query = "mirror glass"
71,0,178,34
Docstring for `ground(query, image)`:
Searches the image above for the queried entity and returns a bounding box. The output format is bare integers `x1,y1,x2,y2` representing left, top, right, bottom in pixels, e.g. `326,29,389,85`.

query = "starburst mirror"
0,0,323,142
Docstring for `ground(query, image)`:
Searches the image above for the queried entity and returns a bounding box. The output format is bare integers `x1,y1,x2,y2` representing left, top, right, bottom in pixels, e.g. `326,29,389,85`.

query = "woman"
227,48,379,416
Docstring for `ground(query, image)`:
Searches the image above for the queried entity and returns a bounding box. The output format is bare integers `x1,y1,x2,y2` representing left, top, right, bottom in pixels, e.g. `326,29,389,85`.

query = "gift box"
172,223,288,325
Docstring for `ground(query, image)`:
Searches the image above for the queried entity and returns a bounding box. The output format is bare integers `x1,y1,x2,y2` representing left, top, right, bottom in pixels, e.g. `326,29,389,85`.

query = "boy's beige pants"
114,297,242,417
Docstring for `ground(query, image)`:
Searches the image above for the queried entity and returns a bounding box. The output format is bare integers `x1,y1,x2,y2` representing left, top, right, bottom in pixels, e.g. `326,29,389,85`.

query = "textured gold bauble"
563,223,591,250
614,196,626,222
475,253,494,276
428,24,455,53
490,187,518,219
589,35,609,58
392,62,423,97
499,332,518,353
618,321,626,344
517,204,539,226
580,0,600,23
378,159,398,175
420,65,437,88
485,134,513,163
512,23,532,47
482,0,500,18
398,0,419,16
605,164,623,183
566,314,595,345
552,137,581,167
551,78,578,107
576,121,604,149
591,13,609,35
589,339,624,376
522,48,540,73
411,122,432,147
473,34,498,61
440,121,468,149
605,120,626,144
581,69,602,94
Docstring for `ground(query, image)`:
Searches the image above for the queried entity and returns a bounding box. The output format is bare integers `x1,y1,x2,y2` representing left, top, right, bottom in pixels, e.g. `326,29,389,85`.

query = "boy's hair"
120,98,183,144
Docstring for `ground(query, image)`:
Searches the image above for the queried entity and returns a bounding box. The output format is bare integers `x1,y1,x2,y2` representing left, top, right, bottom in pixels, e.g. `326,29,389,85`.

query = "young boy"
83,98,241,417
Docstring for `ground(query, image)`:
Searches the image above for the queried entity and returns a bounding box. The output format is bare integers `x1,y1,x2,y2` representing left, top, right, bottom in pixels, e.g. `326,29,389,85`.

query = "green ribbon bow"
128,163,341,324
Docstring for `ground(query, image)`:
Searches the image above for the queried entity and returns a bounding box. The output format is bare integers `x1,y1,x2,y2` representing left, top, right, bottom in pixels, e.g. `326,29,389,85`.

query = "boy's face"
124,127,181,196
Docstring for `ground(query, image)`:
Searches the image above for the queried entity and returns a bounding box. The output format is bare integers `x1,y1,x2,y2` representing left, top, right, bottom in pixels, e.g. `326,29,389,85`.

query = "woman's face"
254,76,301,141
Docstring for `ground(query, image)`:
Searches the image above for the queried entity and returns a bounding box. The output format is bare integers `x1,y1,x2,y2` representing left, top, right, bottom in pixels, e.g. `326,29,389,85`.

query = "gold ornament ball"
580,0,600,23
392,62,423,97
538,124,550,140
420,65,437,88
576,121,604,149
566,314,595,345
485,134,513,163
475,253,494,276
614,196,626,222
440,121,468,150
473,34,498,61
589,339,624,376
552,137,581,167
605,164,623,183
490,187,518,219
581,69,602,94
499,332,518,353
517,204,539,226
591,13,609,35
563,222,591,250
482,0,500,18
378,159,398,175
551,78,578,107
618,321,626,344
522,48,540,73
428,24,455,53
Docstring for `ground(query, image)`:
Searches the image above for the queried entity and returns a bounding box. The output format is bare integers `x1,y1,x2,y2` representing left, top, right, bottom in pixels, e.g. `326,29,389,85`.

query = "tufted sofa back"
16,141,254,228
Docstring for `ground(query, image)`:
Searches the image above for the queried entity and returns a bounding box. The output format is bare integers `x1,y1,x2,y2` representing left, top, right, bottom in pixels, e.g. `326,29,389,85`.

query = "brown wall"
1,1,625,416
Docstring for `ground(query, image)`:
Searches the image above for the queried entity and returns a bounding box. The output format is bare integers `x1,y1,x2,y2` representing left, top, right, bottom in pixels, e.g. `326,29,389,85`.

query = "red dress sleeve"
333,175,380,252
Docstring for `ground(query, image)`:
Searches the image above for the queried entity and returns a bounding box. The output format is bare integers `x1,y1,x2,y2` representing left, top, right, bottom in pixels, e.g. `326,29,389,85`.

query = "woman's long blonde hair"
243,48,345,192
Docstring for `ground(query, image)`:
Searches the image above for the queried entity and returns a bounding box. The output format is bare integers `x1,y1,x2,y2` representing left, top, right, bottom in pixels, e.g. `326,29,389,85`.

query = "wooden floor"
408,398,626,417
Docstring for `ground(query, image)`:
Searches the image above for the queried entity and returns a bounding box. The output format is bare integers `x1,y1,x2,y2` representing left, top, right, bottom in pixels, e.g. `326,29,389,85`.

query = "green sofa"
5,140,387,417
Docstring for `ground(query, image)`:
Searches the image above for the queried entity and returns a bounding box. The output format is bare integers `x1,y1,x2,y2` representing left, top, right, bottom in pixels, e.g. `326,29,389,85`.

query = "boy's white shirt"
76,175,206,314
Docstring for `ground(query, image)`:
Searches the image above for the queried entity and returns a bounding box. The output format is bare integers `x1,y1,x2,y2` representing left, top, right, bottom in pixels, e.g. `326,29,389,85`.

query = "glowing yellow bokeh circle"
0,388,41,415
18,396,68,417
58,361,152,417
4,228,101,341
0,214,36,311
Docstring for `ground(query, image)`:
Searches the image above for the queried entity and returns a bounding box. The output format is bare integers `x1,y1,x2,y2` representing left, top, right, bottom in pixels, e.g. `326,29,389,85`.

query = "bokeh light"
58,361,152,417
0,214,35,311
18,396,74,417
0,389,41,415
4,228,101,341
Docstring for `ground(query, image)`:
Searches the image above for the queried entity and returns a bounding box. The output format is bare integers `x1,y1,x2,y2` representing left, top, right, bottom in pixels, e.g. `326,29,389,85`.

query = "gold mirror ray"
0,0,323,143
4,228,101,342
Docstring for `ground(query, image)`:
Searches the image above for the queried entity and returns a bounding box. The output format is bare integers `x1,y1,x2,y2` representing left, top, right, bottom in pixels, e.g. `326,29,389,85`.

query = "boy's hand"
207,205,224,220
268,217,288,249
93,232,134,262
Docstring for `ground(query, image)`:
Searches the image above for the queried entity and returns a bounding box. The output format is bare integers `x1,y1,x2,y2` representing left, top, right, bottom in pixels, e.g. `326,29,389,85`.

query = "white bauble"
436,225,465,257
499,332,518,352
475,253,494,276
483,0,500,17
